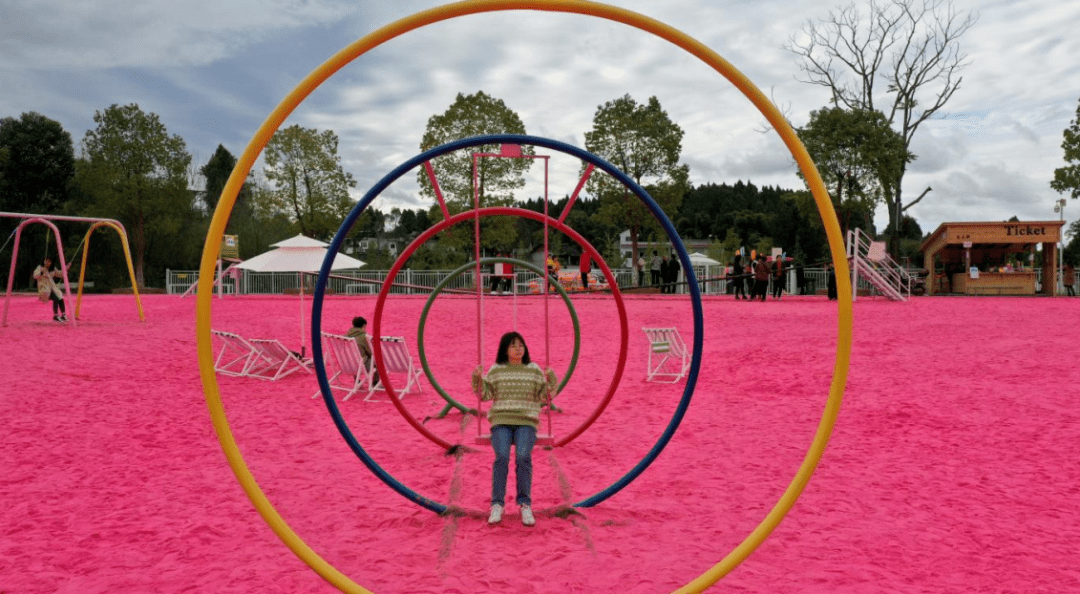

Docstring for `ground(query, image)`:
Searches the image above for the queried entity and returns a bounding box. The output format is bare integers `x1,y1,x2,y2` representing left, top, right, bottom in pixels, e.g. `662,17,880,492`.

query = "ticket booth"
920,221,1064,296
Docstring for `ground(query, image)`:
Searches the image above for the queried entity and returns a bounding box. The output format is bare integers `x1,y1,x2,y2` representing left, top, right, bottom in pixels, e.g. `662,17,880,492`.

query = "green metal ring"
416,257,581,415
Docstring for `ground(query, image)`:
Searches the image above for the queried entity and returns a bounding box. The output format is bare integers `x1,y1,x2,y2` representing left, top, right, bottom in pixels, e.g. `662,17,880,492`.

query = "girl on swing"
33,256,68,322
472,331,557,527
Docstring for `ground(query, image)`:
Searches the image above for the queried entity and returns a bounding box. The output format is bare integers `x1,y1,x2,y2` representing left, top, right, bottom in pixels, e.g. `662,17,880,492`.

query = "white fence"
166,266,1076,296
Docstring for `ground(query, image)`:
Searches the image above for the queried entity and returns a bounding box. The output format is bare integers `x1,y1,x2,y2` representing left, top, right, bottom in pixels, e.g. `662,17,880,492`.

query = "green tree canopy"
262,125,356,240
0,112,75,214
75,103,193,286
417,91,534,207
1051,97,1080,200
583,94,690,273
797,106,912,235
416,91,533,254
200,144,252,217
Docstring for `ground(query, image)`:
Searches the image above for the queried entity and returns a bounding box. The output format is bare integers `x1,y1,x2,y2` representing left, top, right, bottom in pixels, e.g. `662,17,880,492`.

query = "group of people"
730,253,787,301
644,250,681,293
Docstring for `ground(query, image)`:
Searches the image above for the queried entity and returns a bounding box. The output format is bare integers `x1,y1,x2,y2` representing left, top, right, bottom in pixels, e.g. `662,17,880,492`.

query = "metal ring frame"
195,1,854,591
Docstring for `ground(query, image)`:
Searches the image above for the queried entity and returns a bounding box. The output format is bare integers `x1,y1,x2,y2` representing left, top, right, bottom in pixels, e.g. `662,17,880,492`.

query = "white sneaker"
520,505,535,527
488,504,503,524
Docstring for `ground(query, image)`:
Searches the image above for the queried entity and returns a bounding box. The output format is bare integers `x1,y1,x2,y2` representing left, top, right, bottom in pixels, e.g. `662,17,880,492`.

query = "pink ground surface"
2,292,1079,593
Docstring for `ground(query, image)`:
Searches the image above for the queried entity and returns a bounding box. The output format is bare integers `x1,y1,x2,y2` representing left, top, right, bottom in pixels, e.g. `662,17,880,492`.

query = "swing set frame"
1,211,145,327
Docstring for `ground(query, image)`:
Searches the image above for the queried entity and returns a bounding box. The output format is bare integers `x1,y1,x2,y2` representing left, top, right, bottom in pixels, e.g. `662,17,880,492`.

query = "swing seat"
475,433,556,447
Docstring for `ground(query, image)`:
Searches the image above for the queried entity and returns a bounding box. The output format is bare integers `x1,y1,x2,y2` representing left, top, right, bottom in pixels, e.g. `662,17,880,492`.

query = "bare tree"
786,0,976,255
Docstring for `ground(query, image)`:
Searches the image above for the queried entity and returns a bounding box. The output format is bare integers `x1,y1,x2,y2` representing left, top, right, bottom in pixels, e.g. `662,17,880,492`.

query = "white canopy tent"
235,234,365,273
236,234,365,356
688,252,723,295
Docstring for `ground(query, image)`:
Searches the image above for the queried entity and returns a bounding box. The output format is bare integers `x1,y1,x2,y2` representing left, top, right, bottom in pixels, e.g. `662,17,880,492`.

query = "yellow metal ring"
195,1,853,592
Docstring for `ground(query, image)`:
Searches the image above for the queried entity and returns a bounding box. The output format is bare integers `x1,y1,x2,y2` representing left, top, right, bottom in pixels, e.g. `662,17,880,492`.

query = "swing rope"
0,228,16,257
473,153,484,437
64,233,91,271
541,157,553,437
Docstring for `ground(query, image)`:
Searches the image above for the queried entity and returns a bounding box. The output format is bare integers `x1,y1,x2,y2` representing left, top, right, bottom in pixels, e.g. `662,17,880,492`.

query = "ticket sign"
921,221,1065,256
221,234,240,260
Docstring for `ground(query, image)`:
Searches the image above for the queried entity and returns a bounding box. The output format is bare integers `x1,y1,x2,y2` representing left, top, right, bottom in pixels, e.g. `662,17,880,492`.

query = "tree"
262,125,356,240
76,104,193,286
415,91,534,253
200,144,252,215
1063,220,1080,267
796,106,912,235
583,94,690,280
1051,97,1080,200
786,0,976,255
0,112,76,214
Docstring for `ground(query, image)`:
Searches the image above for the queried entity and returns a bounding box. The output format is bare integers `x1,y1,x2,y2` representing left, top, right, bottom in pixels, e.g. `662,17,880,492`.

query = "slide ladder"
846,228,911,302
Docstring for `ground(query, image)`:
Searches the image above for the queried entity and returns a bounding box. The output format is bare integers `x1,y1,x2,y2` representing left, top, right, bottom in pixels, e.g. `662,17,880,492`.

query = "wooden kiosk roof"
920,221,1063,254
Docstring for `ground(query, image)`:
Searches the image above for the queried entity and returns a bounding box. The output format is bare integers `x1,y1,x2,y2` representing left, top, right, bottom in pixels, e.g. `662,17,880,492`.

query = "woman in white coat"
33,257,67,322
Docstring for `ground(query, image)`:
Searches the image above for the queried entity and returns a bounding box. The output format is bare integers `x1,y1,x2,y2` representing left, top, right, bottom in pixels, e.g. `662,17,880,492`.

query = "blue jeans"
490,424,536,506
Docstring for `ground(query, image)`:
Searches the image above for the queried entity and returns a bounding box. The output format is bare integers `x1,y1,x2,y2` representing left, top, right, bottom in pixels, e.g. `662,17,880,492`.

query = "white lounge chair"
313,331,375,401
212,330,258,377
642,327,691,383
247,338,312,381
366,336,423,402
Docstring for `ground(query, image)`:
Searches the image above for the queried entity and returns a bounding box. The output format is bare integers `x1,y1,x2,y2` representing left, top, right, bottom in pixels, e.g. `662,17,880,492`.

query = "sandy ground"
2,291,1079,593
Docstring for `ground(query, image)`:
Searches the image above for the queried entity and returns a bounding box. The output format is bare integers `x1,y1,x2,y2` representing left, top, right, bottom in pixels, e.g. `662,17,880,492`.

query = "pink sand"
2,292,1079,593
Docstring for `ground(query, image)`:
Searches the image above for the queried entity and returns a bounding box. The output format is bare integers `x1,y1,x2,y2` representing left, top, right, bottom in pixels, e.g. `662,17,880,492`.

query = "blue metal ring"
310,134,704,514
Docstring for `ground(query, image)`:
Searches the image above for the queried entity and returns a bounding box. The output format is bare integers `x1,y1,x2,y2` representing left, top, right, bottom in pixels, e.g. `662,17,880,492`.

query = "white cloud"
3,0,1079,235
0,0,358,69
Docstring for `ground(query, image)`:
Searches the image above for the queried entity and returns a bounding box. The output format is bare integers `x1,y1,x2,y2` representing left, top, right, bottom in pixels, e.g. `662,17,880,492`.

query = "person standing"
752,254,770,302
659,255,671,294
827,262,838,300
637,253,646,287
771,256,785,300
1064,263,1076,296
472,332,558,527
33,257,67,322
650,250,662,287
579,252,591,292
732,254,747,300
491,259,505,295
668,252,681,295
502,256,515,295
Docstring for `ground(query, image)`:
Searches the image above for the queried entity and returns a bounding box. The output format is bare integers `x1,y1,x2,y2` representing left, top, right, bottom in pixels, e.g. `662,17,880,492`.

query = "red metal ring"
371,207,629,450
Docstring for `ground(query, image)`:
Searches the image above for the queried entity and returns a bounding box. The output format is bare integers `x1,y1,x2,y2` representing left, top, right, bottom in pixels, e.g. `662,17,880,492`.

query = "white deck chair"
366,336,423,402
247,338,312,381
313,332,375,401
212,330,259,377
642,327,691,383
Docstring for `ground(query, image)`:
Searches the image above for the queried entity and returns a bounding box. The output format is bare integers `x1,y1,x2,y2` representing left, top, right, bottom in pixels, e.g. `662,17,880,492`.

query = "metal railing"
846,228,912,301
170,265,1080,297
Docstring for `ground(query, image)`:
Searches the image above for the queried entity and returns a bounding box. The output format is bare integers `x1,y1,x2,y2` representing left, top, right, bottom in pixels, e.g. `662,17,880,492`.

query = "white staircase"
846,228,912,302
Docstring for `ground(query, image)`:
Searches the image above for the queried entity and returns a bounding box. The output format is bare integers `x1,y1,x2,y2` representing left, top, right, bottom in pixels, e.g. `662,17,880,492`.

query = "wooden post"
1043,241,1057,296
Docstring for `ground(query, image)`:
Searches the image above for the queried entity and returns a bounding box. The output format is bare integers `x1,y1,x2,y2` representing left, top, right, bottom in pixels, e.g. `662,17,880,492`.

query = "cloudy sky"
3,0,1078,237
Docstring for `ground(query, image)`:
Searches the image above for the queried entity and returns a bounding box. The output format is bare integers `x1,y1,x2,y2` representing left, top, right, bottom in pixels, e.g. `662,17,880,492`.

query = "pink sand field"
2,291,1079,593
